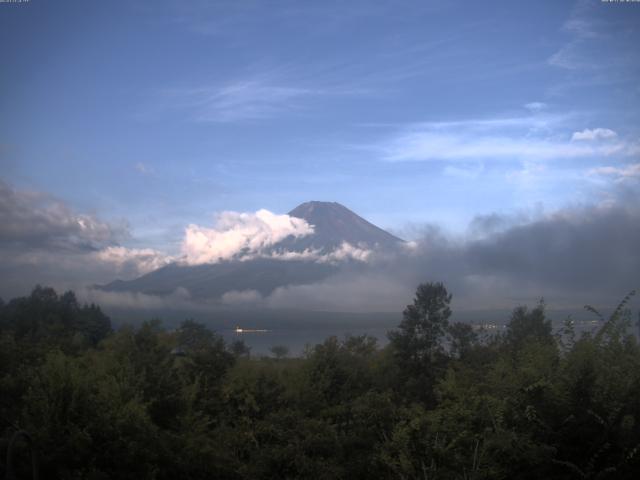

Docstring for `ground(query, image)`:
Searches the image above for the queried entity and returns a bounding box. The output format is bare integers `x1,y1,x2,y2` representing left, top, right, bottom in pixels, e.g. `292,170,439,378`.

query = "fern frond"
584,304,604,322
593,290,638,342
610,290,636,322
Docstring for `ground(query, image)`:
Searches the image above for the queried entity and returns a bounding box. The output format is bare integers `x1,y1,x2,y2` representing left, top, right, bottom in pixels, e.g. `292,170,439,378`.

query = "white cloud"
321,242,372,263
160,75,365,123
547,0,639,74
383,132,585,162
547,1,600,70
261,241,373,264
194,81,316,122
524,102,547,112
93,246,174,276
181,209,314,265
180,209,375,266
571,128,618,141
588,163,640,182
371,116,636,163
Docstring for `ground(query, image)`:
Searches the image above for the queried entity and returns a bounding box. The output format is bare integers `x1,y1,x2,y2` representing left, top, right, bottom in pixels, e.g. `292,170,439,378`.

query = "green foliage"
388,282,453,405
505,301,553,350
1,285,639,479
0,285,111,353
389,282,452,362
270,345,290,359
448,321,478,359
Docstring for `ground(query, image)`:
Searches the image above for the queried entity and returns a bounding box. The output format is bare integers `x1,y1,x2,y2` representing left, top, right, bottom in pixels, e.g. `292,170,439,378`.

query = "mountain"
101,259,338,298
99,201,403,300
284,201,403,251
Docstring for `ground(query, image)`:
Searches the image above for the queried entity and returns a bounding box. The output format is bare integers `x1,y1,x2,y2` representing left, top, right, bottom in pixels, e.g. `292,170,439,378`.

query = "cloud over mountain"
250,198,639,312
1,179,638,313
93,247,174,277
181,209,314,265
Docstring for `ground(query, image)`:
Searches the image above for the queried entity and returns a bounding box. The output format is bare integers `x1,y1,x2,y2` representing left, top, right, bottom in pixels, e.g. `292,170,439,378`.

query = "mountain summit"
283,201,403,251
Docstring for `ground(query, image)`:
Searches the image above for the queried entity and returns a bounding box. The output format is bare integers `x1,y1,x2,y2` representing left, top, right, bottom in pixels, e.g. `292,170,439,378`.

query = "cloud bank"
256,197,640,312
0,181,172,297
93,247,174,277
0,180,377,300
0,180,125,252
1,180,638,314
181,209,314,264
179,210,375,265
101,191,638,314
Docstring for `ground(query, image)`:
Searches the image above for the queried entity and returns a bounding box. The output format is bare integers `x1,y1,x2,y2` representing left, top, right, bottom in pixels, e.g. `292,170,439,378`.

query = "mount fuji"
99,201,404,300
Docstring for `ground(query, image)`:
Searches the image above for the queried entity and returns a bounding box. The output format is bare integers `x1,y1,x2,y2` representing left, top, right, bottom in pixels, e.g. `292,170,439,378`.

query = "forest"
1,283,639,479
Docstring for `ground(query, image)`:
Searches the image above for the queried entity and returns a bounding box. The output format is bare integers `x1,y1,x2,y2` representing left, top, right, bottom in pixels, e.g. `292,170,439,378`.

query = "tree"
270,345,289,359
388,282,452,404
448,321,477,359
174,320,234,417
230,339,251,358
389,282,452,363
505,301,552,350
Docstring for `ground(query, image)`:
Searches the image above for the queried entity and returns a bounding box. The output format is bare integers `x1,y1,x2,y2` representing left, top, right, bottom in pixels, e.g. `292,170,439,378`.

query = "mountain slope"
99,201,402,300
102,259,338,298
282,201,403,251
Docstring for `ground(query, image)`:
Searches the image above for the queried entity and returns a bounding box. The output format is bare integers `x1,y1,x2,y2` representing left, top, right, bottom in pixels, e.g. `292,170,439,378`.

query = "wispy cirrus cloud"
548,0,640,72
158,0,443,39
370,115,638,163
172,81,317,122
588,163,640,182
159,76,366,123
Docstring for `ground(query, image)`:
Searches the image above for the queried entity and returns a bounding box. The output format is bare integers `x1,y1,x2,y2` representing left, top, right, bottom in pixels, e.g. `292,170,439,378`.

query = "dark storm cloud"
0,180,126,252
465,204,640,293
468,211,533,238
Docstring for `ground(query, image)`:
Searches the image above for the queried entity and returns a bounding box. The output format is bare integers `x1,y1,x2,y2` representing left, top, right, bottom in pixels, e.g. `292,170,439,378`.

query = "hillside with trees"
1,284,639,479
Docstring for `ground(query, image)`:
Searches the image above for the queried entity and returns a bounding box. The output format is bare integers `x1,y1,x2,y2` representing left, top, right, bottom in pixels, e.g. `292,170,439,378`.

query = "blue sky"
1,0,639,256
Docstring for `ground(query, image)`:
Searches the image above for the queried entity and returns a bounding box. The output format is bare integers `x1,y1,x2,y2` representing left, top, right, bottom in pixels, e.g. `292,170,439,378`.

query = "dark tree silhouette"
388,281,452,404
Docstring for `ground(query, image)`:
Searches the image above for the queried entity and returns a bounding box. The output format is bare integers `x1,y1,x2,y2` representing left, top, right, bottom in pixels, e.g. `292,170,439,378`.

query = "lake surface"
105,305,633,356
